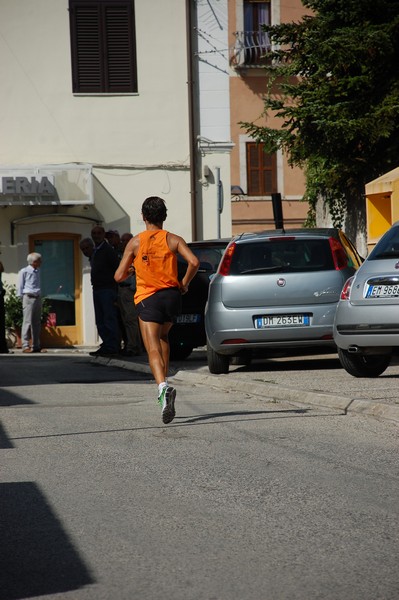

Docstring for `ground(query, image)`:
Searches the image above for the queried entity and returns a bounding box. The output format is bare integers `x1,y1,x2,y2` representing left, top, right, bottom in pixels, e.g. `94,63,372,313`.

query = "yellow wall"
366,193,392,244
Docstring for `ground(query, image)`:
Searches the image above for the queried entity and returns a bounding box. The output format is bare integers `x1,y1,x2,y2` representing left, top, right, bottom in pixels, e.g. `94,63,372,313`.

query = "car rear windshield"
229,239,335,275
178,245,226,271
368,226,399,260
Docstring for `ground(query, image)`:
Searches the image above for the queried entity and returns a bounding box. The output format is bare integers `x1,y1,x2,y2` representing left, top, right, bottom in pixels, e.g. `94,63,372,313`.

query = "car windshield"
229,239,335,275
368,226,399,260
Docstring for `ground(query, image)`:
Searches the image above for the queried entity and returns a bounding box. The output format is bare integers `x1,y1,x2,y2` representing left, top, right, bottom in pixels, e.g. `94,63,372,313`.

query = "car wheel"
207,343,229,374
337,348,392,378
170,345,194,360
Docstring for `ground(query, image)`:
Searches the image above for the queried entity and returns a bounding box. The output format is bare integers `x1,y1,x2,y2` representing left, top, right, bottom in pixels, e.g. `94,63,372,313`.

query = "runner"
115,196,199,424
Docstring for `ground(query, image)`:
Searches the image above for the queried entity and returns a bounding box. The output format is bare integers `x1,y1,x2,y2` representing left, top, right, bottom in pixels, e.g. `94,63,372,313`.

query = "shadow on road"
0,422,14,449
0,482,94,599
179,408,309,423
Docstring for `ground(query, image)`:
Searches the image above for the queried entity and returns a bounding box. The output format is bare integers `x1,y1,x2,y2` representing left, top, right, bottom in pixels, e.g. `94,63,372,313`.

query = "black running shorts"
136,287,181,324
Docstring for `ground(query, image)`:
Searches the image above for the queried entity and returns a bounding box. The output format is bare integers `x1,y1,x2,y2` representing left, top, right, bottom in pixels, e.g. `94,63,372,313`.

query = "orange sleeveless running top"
134,229,179,304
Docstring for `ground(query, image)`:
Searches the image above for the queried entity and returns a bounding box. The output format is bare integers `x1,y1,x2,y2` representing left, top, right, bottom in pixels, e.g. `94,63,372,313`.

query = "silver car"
334,220,399,377
205,228,362,374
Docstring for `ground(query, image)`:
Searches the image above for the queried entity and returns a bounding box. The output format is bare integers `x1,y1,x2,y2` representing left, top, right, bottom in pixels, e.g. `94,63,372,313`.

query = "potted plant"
4,284,51,347
4,284,23,330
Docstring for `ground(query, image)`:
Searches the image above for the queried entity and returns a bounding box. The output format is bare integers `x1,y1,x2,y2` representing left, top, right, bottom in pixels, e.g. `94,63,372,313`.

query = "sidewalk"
89,347,399,426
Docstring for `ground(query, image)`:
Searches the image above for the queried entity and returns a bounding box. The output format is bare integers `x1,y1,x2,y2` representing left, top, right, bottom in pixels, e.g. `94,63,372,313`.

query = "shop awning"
92,175,129,230
0,163,94,206
6,164,130,241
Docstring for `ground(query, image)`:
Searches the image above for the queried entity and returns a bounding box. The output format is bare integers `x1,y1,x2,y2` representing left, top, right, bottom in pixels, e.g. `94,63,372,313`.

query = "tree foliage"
241,0,399,245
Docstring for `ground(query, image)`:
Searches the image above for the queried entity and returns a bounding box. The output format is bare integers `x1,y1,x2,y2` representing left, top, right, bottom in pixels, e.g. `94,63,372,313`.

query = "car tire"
170,345,193,360
207,343,229,374
337,348,392,378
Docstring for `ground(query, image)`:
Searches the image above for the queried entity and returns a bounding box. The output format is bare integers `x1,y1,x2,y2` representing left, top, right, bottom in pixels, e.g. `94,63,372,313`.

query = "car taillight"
218,242,236,276
328,237,348,270
340,277,354,300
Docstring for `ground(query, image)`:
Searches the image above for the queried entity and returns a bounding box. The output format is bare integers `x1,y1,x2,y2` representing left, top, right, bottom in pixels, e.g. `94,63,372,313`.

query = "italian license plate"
175,314,201,324
255,314,310,328
366,284,399,298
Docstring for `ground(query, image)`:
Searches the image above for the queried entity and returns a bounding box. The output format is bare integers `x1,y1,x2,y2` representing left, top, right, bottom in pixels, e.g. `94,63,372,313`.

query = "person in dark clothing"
0,261,10,354
79,237,94,261
105,229,130,353
105,230,121,253
117,233,142,356
88,226,120,357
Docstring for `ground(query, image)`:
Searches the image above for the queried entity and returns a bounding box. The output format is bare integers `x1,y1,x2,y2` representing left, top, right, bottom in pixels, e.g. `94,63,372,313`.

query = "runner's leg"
160,322,173,379
139,319,173,385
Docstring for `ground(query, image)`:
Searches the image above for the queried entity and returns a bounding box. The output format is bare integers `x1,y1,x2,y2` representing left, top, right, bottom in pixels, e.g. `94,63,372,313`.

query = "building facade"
0,0,232,347
228,0,309,235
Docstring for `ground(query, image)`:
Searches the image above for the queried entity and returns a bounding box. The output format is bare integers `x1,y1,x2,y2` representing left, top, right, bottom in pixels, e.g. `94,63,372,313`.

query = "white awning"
92,174,129,229
0,163,94,206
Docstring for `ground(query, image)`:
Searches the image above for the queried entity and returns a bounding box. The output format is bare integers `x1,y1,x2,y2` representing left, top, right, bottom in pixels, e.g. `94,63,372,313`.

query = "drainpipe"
186,0,198,241
216,166,223,238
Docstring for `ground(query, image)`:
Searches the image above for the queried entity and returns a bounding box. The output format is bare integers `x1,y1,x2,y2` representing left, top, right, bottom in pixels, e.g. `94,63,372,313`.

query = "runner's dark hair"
142,196,167,225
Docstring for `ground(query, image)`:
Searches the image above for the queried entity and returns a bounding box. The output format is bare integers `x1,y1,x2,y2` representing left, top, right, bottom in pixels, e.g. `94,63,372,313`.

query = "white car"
334,221,399,377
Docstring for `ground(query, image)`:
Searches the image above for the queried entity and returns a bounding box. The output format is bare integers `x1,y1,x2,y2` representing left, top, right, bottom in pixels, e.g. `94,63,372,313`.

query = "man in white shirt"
17,253,46,353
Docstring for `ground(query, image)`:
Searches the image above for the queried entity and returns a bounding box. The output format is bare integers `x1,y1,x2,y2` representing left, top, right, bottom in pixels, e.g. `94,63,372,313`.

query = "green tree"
242,0,399,251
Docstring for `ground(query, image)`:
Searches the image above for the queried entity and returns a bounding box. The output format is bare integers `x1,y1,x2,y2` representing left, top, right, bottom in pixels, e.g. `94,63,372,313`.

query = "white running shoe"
158,386,176,424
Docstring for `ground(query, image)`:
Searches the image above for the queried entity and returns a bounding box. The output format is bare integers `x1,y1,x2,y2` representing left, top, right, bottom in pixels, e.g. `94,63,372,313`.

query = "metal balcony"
229,30,271,68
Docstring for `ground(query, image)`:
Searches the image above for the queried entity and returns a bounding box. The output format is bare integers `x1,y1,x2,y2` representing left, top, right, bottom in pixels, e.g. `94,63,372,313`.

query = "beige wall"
0,0,189,167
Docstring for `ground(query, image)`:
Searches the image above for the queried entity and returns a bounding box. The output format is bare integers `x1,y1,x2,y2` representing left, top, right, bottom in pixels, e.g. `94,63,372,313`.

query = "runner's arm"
175,237,200,295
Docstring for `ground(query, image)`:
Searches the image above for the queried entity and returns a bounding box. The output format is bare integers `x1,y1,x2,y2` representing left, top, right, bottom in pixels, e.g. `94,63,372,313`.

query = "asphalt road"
95,347,399,424
1,354,398,600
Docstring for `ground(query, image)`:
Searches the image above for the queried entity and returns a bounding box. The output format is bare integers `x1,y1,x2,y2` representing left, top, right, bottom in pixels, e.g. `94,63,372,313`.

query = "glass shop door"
31,234,82,346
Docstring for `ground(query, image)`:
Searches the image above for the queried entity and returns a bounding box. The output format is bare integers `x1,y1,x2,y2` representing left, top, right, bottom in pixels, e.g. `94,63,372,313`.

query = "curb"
172,371,399,425
92,356,399,426
346,398,399,425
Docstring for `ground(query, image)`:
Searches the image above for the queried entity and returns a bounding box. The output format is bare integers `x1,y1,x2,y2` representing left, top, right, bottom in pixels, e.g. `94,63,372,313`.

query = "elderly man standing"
17,252,47,353
89,226,120,357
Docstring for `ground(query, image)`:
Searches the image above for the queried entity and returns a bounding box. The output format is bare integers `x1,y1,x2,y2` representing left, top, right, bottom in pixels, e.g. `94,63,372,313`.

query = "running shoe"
158,386,176,424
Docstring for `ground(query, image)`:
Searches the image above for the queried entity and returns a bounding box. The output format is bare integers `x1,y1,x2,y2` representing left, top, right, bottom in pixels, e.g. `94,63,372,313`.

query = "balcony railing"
229,30,271,68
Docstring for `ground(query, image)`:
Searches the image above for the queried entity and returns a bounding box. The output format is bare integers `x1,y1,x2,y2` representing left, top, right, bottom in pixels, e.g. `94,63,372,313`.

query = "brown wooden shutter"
104,3,137,92
246,142,277,195
69,0,137,93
